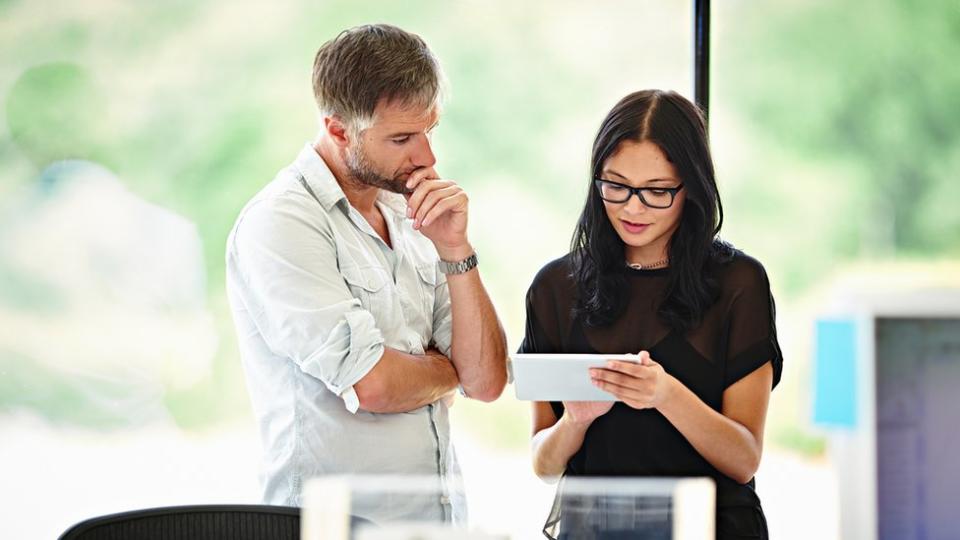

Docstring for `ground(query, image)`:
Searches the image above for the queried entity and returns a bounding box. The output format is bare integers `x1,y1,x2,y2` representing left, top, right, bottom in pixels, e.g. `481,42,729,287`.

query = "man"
225,24,508,523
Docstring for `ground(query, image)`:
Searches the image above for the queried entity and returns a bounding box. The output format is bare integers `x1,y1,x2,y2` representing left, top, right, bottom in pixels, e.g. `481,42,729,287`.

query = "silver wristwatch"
437,252,478,275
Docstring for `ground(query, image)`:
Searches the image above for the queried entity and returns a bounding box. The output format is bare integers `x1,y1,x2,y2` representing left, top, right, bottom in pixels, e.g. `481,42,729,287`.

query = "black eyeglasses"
594,178,684,209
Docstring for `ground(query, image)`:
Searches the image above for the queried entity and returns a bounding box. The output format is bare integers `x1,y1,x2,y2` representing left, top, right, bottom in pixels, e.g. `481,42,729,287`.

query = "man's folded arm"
353,347,458,413
431,266,508,402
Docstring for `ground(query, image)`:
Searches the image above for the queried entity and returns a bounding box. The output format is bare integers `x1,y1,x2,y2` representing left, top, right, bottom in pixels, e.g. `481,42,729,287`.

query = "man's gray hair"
312,24,445,135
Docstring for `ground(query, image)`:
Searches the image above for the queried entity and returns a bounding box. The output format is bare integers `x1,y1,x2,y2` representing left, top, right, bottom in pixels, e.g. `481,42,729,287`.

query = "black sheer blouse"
520,251,783,538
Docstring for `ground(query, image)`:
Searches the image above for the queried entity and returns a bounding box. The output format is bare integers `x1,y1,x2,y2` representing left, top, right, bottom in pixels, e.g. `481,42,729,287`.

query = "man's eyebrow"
387,121,440,139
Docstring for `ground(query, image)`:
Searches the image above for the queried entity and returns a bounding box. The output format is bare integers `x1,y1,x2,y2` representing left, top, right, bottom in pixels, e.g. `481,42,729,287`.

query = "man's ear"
324,116,351,148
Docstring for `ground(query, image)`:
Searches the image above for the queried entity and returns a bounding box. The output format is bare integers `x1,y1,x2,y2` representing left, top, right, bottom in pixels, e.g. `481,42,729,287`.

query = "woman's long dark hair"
571,89,733,331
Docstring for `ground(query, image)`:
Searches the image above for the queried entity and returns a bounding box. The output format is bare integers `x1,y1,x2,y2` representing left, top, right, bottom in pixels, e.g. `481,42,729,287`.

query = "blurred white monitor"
874,317,959,540
548,477,715,540
814,288,960,540
300,475,715,540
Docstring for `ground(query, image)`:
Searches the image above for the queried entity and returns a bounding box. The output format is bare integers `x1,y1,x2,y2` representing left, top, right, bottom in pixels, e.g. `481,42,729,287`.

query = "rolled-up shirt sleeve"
431,270,453,359
229,196,384,413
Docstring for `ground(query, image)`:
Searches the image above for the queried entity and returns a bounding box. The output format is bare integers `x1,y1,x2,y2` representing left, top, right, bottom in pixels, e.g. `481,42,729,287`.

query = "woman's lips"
620,219,650,234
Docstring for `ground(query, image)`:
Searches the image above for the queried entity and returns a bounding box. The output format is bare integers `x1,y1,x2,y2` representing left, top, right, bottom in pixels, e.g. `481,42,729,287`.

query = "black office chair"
58,504,301,540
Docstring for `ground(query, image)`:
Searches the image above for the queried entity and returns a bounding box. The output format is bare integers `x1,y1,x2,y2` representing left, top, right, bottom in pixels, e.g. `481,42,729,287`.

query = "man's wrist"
435,242,474,262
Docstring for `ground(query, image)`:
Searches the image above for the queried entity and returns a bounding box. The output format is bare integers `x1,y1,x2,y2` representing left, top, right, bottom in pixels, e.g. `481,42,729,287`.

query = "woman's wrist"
657,374,685,415
560,410,594,431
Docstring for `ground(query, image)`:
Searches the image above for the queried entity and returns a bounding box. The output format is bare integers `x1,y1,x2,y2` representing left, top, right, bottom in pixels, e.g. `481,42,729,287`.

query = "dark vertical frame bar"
694,0,710,124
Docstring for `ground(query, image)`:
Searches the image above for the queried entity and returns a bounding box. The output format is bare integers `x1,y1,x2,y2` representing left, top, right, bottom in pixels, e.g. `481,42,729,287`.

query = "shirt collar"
293,143,409,218
293,143,347,212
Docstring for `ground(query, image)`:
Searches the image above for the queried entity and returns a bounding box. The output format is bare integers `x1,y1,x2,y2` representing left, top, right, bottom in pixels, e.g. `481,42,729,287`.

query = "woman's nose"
623,192,648,213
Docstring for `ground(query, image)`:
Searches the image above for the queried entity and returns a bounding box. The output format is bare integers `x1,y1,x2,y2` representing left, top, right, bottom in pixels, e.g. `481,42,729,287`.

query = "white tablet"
510,353,640,401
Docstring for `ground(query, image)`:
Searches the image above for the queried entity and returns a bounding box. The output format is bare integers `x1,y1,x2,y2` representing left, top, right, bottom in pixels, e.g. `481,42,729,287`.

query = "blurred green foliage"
718,0,960,288
6,62,109,168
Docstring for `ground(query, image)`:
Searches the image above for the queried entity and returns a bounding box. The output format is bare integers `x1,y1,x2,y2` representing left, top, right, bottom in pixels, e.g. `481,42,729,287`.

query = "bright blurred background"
1,0,958,538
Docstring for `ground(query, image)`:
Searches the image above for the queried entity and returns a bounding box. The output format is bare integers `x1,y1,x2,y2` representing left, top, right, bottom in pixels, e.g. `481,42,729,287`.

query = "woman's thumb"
639,350,653,365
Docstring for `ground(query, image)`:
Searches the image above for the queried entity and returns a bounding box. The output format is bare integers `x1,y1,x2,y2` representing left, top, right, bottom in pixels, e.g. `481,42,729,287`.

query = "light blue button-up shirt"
226,144,462,523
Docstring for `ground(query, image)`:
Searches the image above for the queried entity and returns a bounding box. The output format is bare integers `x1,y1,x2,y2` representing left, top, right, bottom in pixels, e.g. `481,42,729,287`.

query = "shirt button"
440,495,450,505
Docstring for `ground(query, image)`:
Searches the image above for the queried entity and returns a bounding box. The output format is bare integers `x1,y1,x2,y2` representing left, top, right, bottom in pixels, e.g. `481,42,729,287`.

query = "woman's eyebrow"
602,169,631,182
603,169,678,185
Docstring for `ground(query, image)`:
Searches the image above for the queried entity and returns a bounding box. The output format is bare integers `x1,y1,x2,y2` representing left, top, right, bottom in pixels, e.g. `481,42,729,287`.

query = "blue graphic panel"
813,319,858,428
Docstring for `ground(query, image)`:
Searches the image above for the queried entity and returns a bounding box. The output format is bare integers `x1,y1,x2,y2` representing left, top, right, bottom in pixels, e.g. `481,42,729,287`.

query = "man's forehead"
371,99,440,130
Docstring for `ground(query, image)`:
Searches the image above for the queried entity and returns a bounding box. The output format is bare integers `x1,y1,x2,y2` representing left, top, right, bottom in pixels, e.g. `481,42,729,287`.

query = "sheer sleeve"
724,255,783,389
518,258,570,420
518,259,568,355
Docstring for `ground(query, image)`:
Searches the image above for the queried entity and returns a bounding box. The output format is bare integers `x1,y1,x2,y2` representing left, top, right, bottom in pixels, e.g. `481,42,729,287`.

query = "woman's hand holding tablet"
589,350,674,410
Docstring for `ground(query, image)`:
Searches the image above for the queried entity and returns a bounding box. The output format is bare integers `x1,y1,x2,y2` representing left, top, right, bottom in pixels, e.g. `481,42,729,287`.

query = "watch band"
437,252,478,275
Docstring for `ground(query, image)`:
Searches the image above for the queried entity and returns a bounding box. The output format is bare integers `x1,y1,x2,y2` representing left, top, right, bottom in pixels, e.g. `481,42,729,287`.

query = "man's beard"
345,143,412,194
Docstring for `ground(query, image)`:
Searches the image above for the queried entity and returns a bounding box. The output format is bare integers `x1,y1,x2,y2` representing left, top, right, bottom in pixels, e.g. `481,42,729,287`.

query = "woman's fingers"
604,360,656,379
592,367,646,387
592,378,651,405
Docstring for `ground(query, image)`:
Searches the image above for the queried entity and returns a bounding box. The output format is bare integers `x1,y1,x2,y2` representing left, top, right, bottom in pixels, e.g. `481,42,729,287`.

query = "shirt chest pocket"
414,263,439,319
342,265,391,316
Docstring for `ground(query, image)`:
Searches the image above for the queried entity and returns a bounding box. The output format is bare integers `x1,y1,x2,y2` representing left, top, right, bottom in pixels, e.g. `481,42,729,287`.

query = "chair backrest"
58,504,301,540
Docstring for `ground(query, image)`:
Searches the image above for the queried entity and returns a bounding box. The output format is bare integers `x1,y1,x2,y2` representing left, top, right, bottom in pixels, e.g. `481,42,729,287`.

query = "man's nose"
412,135,437,169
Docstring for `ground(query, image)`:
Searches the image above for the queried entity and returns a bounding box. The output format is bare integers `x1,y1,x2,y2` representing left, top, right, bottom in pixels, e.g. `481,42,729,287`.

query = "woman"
523,89,782,539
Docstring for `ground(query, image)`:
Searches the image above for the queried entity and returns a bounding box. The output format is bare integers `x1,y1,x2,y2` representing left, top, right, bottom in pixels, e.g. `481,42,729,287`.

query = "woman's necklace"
626,257,669,270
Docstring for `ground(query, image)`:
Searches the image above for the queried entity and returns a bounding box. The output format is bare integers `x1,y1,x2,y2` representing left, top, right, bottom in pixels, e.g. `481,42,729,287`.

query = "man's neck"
313,138,380,213
313,138,392,248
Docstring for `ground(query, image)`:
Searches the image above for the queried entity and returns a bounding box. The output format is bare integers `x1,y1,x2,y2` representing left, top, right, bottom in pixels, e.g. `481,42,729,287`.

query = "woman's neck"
625,242,669,267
